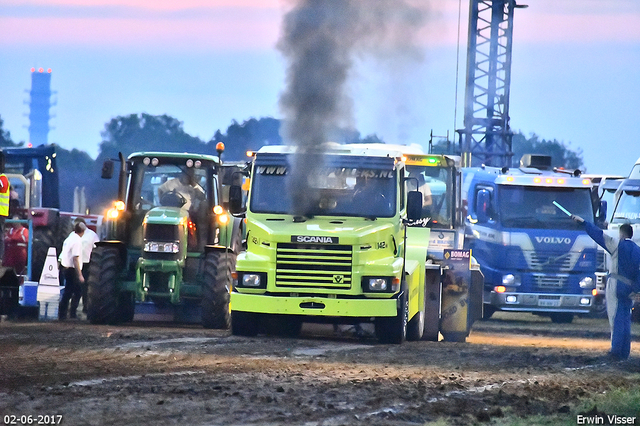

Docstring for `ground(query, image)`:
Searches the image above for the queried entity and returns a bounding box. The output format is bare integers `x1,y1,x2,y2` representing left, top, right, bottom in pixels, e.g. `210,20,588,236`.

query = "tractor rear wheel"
87,246,122,325
31,227,56,282
201,250,233,329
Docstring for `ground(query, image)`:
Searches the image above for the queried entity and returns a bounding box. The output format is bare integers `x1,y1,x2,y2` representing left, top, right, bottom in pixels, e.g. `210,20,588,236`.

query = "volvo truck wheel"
375,292,408,344
201,251,233,329
231,310,259,336
87,246,122,325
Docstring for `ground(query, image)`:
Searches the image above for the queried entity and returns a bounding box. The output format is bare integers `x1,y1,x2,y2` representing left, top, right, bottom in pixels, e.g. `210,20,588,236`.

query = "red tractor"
2,145,100,282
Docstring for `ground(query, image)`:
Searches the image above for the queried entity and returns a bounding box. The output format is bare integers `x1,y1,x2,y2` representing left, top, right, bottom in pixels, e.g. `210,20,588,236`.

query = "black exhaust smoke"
278,0,427,216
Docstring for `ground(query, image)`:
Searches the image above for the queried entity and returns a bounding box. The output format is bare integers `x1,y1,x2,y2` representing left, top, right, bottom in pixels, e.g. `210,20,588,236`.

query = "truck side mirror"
597,200,608,227
229,184,244,214
475,189,491,223
101,159,114,179
599,200,607,220
406,190,422,222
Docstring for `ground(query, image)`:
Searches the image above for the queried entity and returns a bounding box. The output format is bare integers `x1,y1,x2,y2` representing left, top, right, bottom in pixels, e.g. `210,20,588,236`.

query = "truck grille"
532,273,568,290
276,243,353,289
527,252,573,272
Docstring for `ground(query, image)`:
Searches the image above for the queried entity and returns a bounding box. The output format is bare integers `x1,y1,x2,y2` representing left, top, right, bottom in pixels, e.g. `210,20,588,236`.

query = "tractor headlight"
579,276,594,289
144,241,179,253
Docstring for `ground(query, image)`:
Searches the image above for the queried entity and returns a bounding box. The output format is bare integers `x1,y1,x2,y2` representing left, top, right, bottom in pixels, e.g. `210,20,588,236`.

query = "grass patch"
574,384,640,418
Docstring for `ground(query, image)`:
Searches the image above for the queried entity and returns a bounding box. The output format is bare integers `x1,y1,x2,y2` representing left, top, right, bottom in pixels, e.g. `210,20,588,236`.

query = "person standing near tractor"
73,217,99,315
58,221,86,320
0,152,11,265
572,215,640,360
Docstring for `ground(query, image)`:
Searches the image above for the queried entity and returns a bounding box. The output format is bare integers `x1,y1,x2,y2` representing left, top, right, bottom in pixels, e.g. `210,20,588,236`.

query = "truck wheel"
231,310,259,336
375,292,408,344
201,251,233,329
31,227,56,282
407,300,425,341
87,246,122,325
549,313,574,324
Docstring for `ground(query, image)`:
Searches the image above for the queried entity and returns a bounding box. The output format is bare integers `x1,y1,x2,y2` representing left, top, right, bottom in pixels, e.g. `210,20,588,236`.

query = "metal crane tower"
458,0,526,167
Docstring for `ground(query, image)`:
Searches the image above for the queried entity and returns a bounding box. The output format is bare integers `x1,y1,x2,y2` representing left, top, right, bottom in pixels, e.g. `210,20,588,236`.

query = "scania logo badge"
292,235,339,244
333,275,344,284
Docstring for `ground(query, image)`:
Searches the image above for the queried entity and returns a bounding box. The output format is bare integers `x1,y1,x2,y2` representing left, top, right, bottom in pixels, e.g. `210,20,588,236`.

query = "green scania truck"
88,151,242,327
228,144,482,343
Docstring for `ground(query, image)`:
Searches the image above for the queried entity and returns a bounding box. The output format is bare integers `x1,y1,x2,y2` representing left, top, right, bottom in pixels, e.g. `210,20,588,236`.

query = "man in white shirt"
58,222,86,320
74,217,100,314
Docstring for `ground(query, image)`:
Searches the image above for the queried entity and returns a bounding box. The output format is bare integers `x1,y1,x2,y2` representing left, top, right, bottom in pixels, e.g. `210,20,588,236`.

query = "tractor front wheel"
87,246,122,325
201,250,233,329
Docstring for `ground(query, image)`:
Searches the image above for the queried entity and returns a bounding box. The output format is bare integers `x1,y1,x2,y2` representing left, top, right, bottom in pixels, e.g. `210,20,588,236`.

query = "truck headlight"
502,274,520,286
362,276,399,293
144,241,179,253
368,278,388,291
579,277,594,289
236,272,267,289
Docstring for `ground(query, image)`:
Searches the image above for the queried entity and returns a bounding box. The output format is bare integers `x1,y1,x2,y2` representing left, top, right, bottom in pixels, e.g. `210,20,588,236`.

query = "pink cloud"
7,0,281,9
0,7,282,51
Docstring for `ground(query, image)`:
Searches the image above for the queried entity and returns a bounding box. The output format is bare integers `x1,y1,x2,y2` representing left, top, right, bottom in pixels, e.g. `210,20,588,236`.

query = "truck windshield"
129,163,211,212
498,186,594,229
611,191,640,224
405,165,452,227
250,166,396,218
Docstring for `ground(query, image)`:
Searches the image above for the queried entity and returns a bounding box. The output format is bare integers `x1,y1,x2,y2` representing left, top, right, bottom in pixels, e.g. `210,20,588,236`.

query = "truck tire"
201,251,233,329
31,227,56,283
231,310,259,336
375,292,408,344
549,313,574,324
407,300,425,341
86,246,122,325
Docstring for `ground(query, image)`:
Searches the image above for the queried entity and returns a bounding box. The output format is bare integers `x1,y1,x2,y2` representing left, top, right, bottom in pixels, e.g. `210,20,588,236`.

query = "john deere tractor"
88,151,243,327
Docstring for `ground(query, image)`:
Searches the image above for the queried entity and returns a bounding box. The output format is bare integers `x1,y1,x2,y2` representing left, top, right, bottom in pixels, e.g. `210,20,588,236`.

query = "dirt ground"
1,312,639,426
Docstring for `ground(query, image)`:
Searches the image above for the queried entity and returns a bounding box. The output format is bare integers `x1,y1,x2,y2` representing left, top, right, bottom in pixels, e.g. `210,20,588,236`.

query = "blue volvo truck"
462,155,602,323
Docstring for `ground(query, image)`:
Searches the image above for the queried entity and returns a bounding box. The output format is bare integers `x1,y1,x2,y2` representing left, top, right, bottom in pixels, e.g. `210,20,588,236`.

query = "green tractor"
87,151,244,328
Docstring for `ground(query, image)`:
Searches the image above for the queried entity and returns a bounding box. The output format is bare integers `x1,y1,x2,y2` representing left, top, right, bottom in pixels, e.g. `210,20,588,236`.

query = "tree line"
0,114,584,214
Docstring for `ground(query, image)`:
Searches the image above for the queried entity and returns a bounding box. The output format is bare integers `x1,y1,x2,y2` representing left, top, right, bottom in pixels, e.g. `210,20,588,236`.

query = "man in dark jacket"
573,215,640,360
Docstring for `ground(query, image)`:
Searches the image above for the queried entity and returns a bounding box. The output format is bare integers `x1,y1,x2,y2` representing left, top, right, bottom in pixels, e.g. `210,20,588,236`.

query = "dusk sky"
0,0,639,175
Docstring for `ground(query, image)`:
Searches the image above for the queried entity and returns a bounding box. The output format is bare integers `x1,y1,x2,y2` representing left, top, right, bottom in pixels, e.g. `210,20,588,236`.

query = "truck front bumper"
231,292,398,318
486,290,593,314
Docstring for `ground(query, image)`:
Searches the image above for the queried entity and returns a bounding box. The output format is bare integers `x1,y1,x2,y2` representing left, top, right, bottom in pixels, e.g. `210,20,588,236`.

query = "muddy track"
1,314,639,425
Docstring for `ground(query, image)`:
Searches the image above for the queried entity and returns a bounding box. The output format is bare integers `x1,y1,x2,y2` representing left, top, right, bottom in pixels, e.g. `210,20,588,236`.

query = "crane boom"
458,0,525,167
